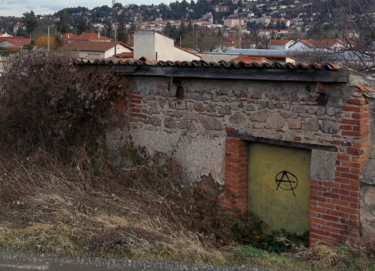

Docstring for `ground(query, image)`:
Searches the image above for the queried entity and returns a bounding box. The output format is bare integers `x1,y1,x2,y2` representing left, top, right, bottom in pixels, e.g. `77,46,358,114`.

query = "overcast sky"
0,0,175,17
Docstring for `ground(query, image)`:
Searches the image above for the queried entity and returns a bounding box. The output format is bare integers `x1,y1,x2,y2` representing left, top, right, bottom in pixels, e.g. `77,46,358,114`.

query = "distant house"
64,41,132,59
133,31,201,62
62,33,113,44
288,39,356,52
269,39,294,50
0,33,13,37
0,36,31,49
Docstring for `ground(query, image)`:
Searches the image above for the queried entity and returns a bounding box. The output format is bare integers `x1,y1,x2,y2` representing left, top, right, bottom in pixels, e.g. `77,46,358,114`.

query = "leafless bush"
0,51,124,158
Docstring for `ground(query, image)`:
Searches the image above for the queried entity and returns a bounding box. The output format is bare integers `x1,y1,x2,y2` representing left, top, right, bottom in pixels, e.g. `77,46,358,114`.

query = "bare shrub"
0,51,124,158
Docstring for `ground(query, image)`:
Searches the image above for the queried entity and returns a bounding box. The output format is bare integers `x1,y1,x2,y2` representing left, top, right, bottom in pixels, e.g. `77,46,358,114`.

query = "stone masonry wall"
105,76,373,245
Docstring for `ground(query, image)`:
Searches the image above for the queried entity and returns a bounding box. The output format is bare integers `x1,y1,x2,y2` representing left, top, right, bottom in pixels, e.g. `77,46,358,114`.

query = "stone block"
321,120,339,134
326,107,336,116
176,101,187,110
206,104,216,113
150,116,161,126
178,120,189,129
302,119,320,131
360,159,375,185
230,112,247,124
292,105,306,113
173,110,183,118
251,92,262,99
169,101,176,109
218,105,232,115
245,104,256,111
316,107,326,115
164,118,177,129
266,113,286,129
288,118,302,130
159,100,166,108
194,103,205,112
199,115,223,130
268,102,276,109
311,150,336,180
249,110,268,122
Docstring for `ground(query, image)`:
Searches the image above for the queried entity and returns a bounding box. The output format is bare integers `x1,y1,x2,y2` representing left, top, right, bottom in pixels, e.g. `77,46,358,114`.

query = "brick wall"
308,87,370,244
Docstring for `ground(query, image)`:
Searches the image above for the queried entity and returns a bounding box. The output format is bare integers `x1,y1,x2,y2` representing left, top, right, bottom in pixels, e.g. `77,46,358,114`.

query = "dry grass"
0,149,226,264
0,149,373,271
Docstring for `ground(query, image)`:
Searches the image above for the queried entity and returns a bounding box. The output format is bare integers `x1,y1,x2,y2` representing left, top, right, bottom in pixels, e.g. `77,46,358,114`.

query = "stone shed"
75,59,375,246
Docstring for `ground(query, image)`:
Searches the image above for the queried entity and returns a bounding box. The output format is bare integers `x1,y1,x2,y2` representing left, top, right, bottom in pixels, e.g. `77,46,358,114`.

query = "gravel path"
0,253,267,271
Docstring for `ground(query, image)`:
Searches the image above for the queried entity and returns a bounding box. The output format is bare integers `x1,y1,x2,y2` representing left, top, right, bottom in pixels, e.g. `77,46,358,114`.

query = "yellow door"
248,143,311,235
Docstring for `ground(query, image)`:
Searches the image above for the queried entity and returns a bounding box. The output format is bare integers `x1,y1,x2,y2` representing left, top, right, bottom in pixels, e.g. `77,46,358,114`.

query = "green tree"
23,11,38,36
58,9,72,34
117,19,128,43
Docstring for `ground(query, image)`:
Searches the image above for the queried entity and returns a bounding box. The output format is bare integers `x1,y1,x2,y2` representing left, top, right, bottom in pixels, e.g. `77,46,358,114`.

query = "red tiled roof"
0,36,31,46
233,55,272,64
115,52,134,58
64,41,132,52
68,33,113,42
270,39,291,45
299,39,356,48
74,58,342,71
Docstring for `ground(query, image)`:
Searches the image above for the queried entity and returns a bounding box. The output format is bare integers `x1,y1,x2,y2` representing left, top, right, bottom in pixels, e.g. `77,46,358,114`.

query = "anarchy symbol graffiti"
275,170,298,197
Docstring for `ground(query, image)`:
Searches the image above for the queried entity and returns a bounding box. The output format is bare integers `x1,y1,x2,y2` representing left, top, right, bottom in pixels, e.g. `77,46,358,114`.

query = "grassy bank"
0,150,373,271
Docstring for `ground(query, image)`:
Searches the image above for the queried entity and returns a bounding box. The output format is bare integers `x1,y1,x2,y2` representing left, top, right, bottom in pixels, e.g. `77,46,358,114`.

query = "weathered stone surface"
311,150,336,180
266,113,286,129
218,105,232,115
275,102,284,109
288,118,302,130
178,120,188,129
326,107,336,116
176,101,187,110
292,105,306,113
159,100,166,108
360,185,375,244
202,94,212,100
150,116,161,126
199,115,223,130
206,104,216,113
302,119,320,131
251,92,262,99
360,159,375,185
164,118,177,129
245,104,256,111
230,112,247,124
258,101,268,109
169,101,176,109
194,103,205,112
238,102,244,108
307,107,317,114
364,187,375,206
267,102,275,109
249,110,268,122
185,112,199,120
173,110,183,118
316,107,326,115
321,120,339,134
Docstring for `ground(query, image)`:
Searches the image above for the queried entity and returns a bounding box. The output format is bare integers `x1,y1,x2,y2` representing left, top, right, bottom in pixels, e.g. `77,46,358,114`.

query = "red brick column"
310,87,371,245
129,92,146,122
220,137,249,217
